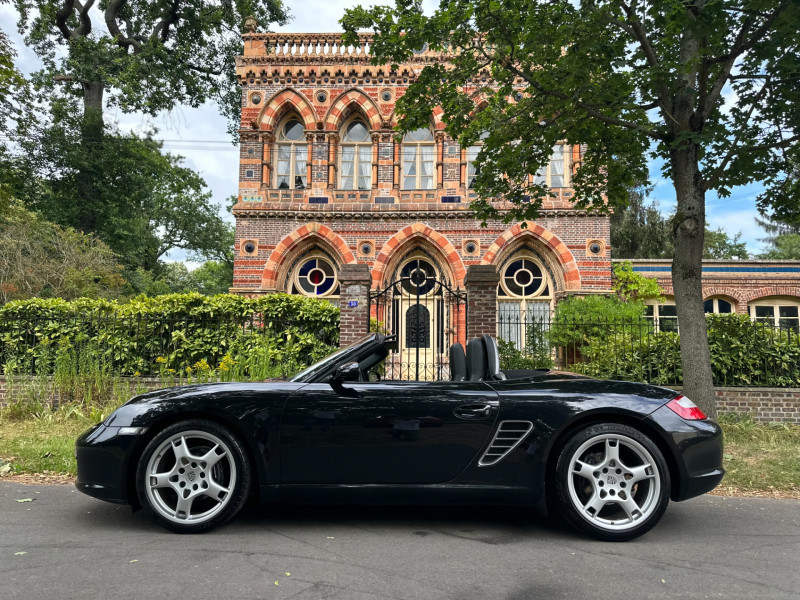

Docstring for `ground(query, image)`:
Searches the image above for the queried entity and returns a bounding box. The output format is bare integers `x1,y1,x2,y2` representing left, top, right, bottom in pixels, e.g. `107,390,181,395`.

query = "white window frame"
290,254,340,301
748,298,800,331
533,143,570,188
275,117,307,189
645,301,679,333
401,128,435,190
497,254,554,351
704,297,734,314
338,116,373,190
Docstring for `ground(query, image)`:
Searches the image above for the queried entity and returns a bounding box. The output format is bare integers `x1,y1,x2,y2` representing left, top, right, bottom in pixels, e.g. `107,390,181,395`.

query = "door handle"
454,403,496,419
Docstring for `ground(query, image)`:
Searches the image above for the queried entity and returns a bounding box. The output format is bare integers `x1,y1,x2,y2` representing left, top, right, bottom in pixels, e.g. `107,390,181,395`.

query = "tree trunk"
76,80,104,234
670,144,717,420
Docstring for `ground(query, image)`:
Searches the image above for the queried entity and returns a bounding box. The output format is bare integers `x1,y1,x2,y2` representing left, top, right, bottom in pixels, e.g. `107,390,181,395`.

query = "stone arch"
372,223,465,288
258,88,316,132
261,223,356,290
482,222,581,291
432,106,446,130
324,88,381,132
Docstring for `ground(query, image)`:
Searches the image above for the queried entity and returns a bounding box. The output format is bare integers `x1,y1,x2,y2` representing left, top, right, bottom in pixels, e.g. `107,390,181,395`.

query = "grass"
2,400,799,496
716,414,800,497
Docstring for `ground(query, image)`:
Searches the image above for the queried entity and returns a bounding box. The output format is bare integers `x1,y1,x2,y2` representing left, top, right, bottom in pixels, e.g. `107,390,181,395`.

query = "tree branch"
702,2,790,120
56,0,78,41
106,0,144,52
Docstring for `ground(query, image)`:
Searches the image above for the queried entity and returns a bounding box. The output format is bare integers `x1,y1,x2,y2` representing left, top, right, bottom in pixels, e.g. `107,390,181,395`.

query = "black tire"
135,419,251,533
554,423,670,541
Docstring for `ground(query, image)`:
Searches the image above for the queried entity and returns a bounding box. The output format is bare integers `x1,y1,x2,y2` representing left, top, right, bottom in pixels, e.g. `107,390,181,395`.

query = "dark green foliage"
0,293,339,377
704,228,749,260
497,337,553,371
0,203,127,303
12,0,289,136
568,315,800,388
610,192,673,259
11,115,232,273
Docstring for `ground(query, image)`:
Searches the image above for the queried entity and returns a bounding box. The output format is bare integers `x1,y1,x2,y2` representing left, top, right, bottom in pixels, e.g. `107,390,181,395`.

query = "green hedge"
569,314,800,387
0,293,340,377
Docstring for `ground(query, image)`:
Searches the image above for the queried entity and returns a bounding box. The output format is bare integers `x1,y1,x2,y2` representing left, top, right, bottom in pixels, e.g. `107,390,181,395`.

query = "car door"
279,380,499,484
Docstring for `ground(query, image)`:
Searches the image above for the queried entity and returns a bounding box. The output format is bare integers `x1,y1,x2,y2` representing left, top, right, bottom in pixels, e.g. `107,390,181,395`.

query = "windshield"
289,333,378,383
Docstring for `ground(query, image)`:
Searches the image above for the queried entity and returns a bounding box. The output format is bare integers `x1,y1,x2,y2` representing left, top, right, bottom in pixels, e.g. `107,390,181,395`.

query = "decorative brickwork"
465,265,501,339
338,263,372,347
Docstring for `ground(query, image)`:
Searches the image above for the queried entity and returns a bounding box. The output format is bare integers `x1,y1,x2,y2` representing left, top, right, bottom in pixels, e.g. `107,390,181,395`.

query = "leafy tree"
757,215,800,259
343,0,800,417
610,191,673,259
12,112,232,273
612,261,664,303
188,261,234,295
760,233,800,260
0,26,27,215
0,203,126,303
11,1,288,215
704,228,748,260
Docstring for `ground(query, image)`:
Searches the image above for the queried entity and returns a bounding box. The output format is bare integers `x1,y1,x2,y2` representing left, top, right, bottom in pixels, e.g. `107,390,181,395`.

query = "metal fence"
497,311,800,388
0,312,339,378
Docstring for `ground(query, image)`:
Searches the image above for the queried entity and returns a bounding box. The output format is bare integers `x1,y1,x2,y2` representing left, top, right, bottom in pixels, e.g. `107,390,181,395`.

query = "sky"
0,0,771,260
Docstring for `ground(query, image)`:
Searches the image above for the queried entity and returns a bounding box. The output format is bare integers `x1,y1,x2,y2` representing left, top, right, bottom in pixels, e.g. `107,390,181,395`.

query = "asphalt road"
0,482,798,600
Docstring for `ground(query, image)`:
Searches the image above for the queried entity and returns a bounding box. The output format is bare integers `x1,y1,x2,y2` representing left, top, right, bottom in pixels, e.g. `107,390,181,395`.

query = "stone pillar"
464,265,500,340
338,263,372,347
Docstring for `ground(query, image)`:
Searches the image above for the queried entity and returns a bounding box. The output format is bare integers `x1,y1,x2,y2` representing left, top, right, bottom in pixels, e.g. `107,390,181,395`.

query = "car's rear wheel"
554,423,670,541
135,419,251,533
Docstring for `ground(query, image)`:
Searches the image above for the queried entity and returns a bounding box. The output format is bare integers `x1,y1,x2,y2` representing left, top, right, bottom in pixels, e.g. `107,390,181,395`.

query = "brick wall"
465,265,500,339
0,376,167,408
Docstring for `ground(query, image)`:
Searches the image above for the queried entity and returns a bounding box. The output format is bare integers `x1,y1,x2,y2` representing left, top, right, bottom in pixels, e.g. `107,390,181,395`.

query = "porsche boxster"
75,333,724,541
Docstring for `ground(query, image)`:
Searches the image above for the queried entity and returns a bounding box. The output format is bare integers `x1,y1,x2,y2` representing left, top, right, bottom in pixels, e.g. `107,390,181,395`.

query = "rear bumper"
645,406,725,501
75,424,141,505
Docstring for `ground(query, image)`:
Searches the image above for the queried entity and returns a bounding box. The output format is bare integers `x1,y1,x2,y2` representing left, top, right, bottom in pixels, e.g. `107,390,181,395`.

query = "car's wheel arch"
542,409,681,505
124,410,262,510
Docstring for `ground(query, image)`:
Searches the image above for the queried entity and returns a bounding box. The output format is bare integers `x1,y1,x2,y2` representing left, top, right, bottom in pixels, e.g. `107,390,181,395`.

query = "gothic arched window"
339,117,372,190
497,254,554,350
402,128,435,190
275,118,307,189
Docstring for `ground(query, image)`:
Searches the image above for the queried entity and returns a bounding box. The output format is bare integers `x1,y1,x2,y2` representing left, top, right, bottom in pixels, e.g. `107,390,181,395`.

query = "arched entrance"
370,251,466,381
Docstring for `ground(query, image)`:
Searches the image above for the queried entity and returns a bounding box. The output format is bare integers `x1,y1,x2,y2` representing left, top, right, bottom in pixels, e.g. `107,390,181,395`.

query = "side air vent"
478,420,534,467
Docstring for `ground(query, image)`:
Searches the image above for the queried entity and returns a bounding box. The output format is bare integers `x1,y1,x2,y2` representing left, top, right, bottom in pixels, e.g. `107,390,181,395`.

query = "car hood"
103,380,307,428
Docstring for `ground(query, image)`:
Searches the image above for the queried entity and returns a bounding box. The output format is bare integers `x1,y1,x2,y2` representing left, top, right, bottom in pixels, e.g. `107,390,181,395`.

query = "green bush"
549,295,649,348
568,313,800,387
0,293,339,377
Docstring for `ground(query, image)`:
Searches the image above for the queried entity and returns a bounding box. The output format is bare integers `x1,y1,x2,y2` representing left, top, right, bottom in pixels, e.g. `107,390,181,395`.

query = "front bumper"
645,406,725,501
75,423,145,504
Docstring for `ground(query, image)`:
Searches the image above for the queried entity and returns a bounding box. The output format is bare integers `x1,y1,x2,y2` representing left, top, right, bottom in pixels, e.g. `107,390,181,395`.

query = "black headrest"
449,343,466,382
465,337,486,381
482,334,505,380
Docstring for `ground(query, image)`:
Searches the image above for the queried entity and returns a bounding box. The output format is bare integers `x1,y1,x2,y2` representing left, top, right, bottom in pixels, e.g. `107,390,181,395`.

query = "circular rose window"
295,257,337,296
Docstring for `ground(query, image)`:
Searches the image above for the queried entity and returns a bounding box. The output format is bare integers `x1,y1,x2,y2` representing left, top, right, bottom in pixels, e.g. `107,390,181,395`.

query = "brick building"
232,28,610,349
231,26,800,350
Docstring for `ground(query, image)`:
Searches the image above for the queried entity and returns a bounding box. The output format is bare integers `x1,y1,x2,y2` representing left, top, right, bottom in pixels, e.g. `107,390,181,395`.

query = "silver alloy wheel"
144,430,237,525
566,433,661,532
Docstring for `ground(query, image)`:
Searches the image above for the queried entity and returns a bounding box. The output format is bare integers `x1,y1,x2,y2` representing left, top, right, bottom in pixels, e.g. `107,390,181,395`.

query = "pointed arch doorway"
370,252,466,381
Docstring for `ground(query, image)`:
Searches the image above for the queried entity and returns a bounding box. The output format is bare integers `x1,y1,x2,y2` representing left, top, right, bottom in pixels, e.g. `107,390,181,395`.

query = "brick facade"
232,29,613,303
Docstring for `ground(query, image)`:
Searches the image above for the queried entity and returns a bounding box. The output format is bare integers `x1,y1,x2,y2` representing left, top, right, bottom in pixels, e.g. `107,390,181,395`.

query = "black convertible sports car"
76,333,724,541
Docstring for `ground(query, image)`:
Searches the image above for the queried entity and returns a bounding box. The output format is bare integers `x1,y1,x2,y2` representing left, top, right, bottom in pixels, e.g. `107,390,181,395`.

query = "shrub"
0,293,339,377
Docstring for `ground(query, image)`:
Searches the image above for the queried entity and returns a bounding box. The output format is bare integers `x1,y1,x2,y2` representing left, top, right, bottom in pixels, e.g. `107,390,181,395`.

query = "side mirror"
332,362,361,385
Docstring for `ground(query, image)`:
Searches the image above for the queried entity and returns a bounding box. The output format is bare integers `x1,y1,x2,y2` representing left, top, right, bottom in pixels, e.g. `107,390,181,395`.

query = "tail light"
666,395,707,420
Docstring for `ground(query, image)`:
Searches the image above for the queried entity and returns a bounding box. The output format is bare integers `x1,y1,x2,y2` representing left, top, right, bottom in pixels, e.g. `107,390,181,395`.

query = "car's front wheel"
135,419,251,533
554,423,670,541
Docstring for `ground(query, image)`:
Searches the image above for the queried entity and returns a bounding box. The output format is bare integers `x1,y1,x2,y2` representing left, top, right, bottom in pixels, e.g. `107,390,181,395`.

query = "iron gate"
368,275,467,381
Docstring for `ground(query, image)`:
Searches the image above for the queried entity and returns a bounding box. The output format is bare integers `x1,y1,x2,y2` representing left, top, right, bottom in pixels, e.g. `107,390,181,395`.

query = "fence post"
338,263,373,348
464,265,500,340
